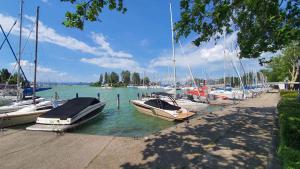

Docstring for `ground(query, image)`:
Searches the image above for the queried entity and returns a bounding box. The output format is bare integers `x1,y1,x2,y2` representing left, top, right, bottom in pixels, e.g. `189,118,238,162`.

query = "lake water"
37,85,221,137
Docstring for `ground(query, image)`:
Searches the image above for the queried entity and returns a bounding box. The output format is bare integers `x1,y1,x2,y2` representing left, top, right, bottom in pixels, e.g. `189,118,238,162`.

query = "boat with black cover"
26,97,105,132
131,98,194,121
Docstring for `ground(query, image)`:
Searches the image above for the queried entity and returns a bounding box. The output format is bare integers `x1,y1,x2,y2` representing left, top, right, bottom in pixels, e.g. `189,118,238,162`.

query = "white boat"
27,97,106,132
131,99,195,121
148,92,208,112
137,86,148,89
0,100,55,128
0,97,46,114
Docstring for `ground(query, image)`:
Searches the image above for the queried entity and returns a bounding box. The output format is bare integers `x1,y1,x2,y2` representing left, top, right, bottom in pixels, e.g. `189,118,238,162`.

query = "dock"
0,92,280,169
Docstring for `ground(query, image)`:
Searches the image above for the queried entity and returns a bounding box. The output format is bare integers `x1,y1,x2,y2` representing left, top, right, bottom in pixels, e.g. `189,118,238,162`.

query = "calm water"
37,85,221,137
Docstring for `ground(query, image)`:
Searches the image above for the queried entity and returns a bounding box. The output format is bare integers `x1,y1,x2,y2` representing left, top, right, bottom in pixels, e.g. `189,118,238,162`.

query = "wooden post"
97,93,100,101
117,94,120,110
76,93,78,98
137,93,140,99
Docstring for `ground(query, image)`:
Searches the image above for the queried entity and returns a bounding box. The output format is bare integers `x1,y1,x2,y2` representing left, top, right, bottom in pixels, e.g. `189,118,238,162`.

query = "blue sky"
0,0,276,83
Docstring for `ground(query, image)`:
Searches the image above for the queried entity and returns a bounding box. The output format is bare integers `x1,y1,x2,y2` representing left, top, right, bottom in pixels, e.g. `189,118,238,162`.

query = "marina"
0,92,280,169
0,0,299,168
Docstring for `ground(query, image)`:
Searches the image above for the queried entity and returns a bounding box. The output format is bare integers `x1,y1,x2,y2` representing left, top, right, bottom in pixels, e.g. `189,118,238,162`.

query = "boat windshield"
144,99,180,111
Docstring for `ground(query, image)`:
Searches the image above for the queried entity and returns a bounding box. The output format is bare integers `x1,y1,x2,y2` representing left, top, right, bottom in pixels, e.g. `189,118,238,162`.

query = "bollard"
117,94,120,110
97,93,100,101
76,93,78,98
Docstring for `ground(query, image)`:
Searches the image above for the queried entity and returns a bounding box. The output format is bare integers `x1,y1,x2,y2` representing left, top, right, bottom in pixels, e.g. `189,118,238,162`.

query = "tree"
141,77,150,85
61,0,127,30
0,69,11,83
104,72,108,84
131,72,140,85
61,0,299,59
262,42,300,82
110,71,119,84
121,70,131,86
99,74,103,86
174,0,299,59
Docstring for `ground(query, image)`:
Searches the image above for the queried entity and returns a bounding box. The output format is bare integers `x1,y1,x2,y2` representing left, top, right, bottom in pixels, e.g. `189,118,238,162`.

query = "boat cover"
40,97,100,120
144,99,180,111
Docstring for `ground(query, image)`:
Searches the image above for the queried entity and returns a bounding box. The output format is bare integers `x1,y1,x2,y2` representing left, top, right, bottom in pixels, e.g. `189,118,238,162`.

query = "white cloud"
150,43,228,68
91,32,133,58
0,12,143,79
80,57,143,72
9,60,73,82
0,13,133,59
41,0,48,3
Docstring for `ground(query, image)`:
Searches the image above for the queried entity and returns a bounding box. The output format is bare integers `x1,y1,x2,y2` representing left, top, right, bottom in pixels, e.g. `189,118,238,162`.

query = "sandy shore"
0,92,280,169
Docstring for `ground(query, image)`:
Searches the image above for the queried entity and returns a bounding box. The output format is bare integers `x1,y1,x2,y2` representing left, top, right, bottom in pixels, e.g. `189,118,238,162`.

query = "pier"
0,92,280,169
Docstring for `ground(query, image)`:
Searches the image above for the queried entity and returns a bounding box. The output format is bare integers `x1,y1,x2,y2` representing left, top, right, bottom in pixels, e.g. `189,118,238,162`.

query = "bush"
278,92,300,169
280,90,299,98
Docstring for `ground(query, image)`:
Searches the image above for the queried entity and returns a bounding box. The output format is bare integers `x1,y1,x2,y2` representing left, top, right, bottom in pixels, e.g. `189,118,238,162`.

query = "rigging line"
21,20,36,56
178,40,202,97
0,20,17,51
0,25,28,82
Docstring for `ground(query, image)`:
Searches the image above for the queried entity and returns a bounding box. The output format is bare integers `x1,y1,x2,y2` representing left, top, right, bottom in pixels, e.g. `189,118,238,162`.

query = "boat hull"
174,101,208,112
0,110,48,128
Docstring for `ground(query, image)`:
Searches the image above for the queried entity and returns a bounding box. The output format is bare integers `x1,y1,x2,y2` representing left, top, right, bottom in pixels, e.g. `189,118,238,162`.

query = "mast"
17,0,23,100
169,1,176,94
223,28,226,90
33,6,39,104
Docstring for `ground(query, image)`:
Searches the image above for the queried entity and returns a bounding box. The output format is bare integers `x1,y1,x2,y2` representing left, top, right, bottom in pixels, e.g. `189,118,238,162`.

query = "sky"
0,0,279,83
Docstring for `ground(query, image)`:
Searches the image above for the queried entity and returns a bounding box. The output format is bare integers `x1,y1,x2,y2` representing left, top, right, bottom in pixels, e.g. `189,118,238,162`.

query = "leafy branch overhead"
61,0,127,30
175,0,300,58
62,0,299,59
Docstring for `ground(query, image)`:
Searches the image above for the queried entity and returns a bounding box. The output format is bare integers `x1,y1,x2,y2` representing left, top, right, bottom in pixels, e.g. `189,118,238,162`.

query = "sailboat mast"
17,0,23,100
33,6,39,104
223,28,226,90
169,2,176,92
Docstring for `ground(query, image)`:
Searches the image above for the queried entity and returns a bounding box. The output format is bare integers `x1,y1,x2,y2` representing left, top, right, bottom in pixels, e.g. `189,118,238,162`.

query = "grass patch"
278,91,300,169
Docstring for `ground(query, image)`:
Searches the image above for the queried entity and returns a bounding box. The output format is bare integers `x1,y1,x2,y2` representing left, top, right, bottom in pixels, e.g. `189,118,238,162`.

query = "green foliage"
0,69,25,85
121,70,130,86
280,90,299,98
175,0,300,58
262,42,300,82
110,71,119,84
0,68,11,83
61,0,127,30
99,74,103,86
141,76,150,85
278,91,300,168
104,72,109,84
278,145,300,169
131,72,140,85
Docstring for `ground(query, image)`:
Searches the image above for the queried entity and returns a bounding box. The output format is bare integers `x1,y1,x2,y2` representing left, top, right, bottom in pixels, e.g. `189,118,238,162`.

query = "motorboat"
131,98,195,121
150,92,208,112
0,100,56,128
26,97,105,132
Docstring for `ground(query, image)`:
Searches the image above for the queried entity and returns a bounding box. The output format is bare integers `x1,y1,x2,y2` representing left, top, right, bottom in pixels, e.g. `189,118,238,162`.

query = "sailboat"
166,2,208,112
0,5,57,128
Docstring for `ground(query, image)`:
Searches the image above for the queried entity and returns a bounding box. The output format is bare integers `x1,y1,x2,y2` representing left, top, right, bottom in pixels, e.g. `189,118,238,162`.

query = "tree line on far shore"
90,70,150,87
0,68,25,85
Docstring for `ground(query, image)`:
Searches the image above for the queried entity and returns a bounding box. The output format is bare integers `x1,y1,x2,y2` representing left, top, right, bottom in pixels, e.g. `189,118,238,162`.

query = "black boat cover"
144,99,180,111
40,97,100,120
